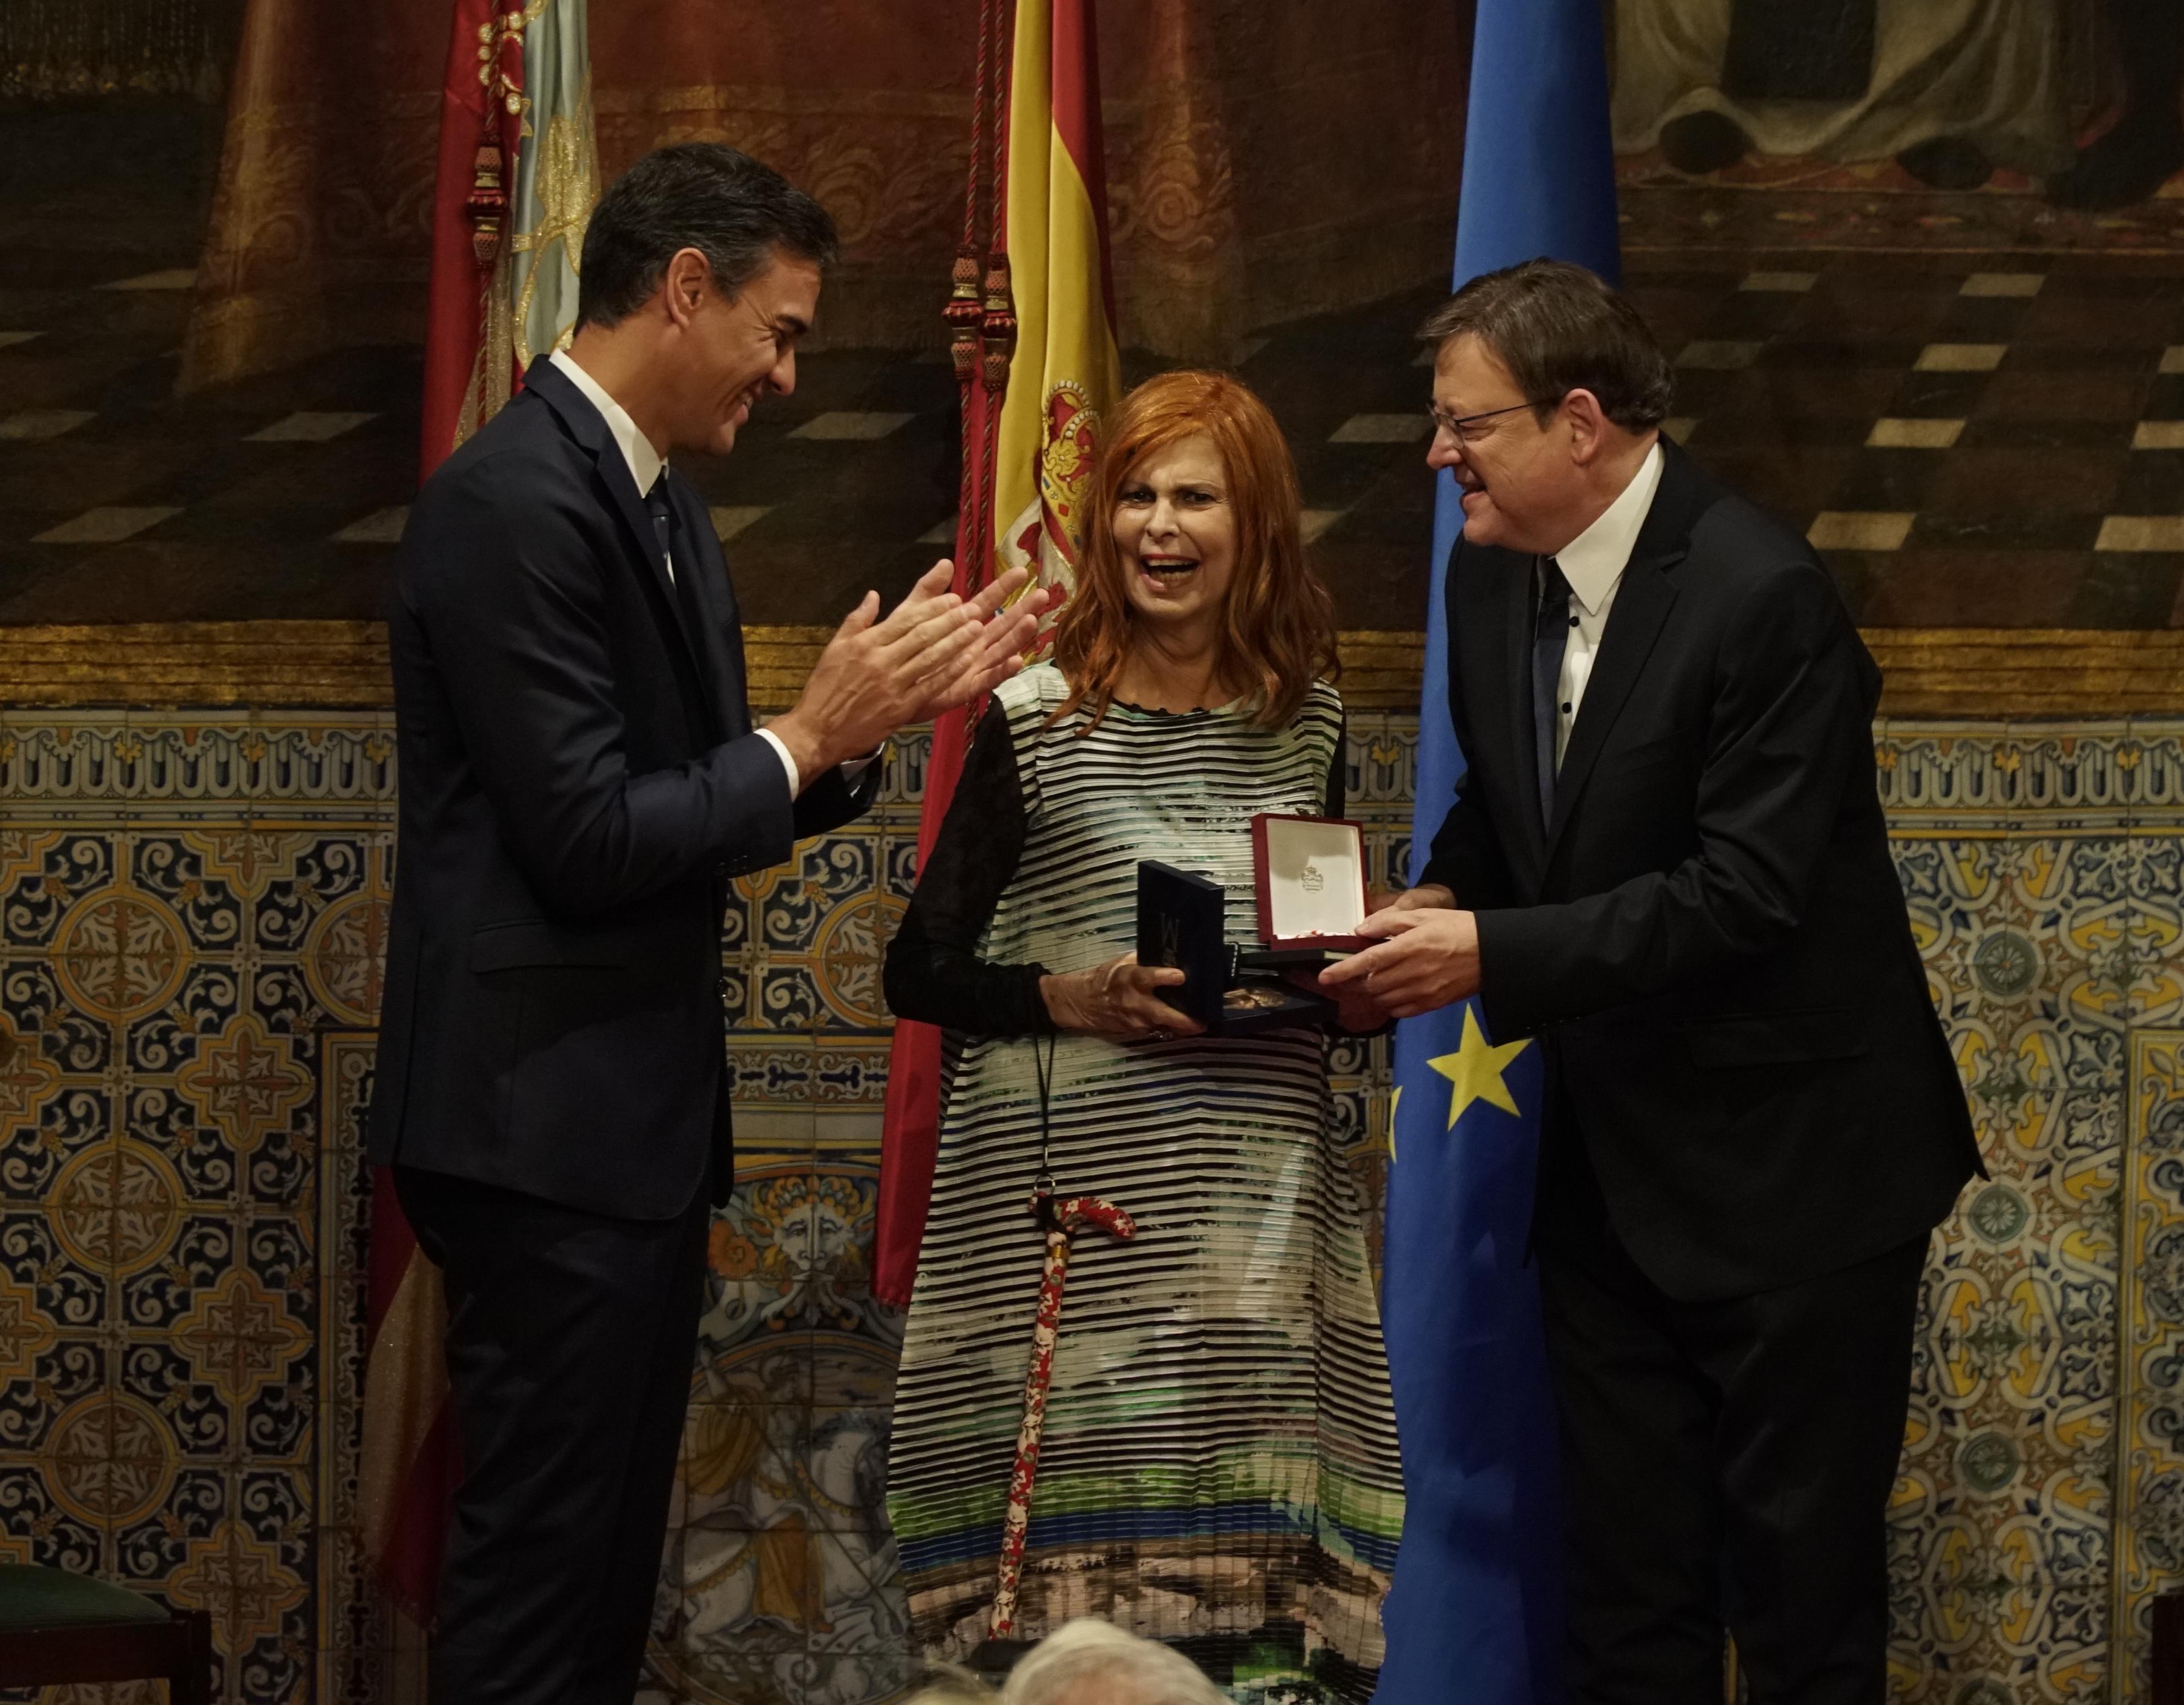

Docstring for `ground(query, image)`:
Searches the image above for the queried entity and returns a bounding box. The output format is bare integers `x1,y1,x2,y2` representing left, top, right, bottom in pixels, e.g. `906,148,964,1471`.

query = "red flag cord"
948,0,1019,610
872,0,1024,1313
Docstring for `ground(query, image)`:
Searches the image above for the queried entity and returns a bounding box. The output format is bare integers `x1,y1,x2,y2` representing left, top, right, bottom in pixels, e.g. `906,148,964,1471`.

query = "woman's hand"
1040,952,1204,1039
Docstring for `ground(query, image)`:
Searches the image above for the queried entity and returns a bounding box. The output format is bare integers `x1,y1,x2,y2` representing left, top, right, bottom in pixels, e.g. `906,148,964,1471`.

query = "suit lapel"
1548,555,1677,848
1544,550,1696,870
523,357,712,690
1447,536,1548,889
668,486,749,741
1536,438,1723,865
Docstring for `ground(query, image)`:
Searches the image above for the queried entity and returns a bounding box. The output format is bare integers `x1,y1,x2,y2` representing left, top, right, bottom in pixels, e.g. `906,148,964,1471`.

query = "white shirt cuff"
756,729,881,800
840,748,881,787
756,726,800,798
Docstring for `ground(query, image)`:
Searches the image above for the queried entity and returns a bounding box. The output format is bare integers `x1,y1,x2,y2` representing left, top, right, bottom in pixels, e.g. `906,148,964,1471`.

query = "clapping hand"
908,563,1054,720
767,562,1055,788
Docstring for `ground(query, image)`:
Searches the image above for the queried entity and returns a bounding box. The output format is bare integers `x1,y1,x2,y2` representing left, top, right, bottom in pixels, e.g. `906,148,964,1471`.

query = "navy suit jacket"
1421,440,1980,1300
368,356,874,1218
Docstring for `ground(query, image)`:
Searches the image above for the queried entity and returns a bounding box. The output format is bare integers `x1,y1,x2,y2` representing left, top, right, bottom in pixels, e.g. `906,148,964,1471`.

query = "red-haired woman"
882,371,1403,1698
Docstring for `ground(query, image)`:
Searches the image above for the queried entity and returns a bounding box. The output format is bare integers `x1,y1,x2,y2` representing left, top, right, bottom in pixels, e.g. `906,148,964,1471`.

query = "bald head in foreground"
904,1620,1230,1705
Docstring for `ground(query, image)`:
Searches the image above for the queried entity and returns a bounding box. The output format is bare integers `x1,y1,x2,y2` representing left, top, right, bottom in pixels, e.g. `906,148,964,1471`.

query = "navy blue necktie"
644,476,674,577
1532,556,1572,830
647,474,704,630
647,474,716,699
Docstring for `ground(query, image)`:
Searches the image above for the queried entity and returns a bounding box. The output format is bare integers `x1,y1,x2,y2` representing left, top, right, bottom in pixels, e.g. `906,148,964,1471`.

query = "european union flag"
1373,1,1620,1699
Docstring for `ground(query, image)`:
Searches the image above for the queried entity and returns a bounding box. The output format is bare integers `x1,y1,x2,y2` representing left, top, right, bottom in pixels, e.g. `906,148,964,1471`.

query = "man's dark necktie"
644,475,675,579
1531,556,1573,830
647,474,717,699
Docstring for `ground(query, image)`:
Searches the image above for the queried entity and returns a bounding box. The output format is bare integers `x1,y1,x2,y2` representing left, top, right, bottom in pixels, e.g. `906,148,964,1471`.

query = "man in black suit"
369,144,1043,1705
1321,260,1981,1703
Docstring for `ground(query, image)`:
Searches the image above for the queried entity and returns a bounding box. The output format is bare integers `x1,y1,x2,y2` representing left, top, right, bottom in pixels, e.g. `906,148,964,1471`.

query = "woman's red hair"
1048,369,1339,729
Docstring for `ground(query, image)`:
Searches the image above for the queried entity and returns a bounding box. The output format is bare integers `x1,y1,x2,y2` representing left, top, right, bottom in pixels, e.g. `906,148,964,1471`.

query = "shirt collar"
549,348,667,497
1554,439,1665,617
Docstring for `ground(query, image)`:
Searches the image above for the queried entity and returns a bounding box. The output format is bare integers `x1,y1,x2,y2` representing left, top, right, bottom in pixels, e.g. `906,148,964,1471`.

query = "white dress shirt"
546,349,829,796
1548,440,1665,767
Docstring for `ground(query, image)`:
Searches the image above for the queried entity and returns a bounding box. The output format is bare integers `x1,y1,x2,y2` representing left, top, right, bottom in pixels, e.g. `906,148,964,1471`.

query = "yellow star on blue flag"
1428,1006,1528,1130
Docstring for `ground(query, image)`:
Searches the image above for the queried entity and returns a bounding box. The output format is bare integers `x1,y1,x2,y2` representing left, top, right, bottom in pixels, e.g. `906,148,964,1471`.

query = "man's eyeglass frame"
1428,399,1541,445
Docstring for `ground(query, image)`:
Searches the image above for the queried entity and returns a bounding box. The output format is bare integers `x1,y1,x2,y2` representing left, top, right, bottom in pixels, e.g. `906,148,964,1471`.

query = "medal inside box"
1136,815,1369,1037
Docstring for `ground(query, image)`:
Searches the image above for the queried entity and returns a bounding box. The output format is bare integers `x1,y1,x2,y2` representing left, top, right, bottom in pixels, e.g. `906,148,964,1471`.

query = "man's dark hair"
578,142,839,329
1418,258,1673,431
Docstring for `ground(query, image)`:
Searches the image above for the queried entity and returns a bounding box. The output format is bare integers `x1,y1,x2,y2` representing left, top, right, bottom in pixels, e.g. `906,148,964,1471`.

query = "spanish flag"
873,0,1123,1307
369,0,596,1618
990,0,1124,609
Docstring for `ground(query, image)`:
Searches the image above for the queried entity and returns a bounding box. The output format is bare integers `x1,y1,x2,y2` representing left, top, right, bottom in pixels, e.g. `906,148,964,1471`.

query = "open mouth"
1138,556,1199,585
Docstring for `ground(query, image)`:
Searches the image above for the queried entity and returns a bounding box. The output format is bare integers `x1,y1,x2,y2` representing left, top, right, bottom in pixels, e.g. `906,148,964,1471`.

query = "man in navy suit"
369,144,1041,1704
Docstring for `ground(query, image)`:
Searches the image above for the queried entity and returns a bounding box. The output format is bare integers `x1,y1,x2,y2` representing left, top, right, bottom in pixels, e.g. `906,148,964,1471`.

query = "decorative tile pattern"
1876,721,2184,1702
0,712,397,1705
7,710,2184,1704
2115,1032,2184,1702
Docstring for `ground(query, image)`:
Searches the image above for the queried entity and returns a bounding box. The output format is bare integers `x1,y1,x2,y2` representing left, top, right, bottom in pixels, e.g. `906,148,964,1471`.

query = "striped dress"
885,665,1403,1696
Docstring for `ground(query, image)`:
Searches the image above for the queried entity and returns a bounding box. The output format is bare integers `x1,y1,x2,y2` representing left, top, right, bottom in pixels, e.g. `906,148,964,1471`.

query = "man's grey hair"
1418,256,1673,431
998,1620,1230,1705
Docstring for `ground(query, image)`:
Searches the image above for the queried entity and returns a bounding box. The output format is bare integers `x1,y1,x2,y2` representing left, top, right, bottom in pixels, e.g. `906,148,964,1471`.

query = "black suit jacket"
1421,440,1979,1301
368,356,875,1219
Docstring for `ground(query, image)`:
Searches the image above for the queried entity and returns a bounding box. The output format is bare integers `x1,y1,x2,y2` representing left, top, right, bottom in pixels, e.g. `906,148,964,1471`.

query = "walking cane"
989,1186,1136,1638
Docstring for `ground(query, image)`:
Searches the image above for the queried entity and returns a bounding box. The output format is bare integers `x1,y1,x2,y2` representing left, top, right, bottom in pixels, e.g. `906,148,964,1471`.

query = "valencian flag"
415,0,597,480
873,0,1123,1307
1373,0,1620,1698
365,0,596,1618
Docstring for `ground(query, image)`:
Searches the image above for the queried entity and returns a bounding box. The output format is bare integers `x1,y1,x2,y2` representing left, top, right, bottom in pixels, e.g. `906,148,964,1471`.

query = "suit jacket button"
715,974,729,996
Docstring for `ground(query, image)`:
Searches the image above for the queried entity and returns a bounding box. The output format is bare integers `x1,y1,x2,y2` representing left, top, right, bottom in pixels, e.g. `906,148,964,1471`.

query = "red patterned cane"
989,1189,1136,1638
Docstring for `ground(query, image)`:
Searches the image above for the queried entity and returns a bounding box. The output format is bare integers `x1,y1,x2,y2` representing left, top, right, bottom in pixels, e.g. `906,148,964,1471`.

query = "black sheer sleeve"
883,698,1055,1036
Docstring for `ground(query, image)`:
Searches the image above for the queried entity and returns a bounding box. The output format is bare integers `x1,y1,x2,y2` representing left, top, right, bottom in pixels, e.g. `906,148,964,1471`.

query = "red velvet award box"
1249,813,1370,953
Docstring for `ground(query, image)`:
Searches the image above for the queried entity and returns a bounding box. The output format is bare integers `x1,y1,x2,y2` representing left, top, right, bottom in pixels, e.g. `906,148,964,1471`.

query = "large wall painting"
1613,0,2184,248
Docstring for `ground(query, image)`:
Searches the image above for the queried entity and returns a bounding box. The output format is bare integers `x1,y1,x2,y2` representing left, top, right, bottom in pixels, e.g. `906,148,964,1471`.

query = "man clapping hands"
369,142,1042,1705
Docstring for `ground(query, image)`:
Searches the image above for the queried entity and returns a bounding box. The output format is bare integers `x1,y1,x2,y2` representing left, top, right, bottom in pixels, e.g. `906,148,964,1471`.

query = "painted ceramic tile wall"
2,711,2178,1704
1878,726,2184,1702
0,714,393,1705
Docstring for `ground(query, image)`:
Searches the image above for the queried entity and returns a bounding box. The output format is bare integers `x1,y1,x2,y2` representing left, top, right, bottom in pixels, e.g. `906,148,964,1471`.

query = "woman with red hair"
883,370,1403,1699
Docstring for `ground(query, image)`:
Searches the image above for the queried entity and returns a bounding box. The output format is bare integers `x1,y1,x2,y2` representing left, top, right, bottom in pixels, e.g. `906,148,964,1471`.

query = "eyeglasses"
1427,400,1537,446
